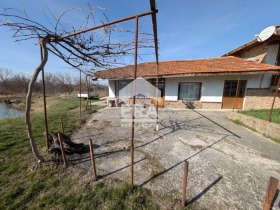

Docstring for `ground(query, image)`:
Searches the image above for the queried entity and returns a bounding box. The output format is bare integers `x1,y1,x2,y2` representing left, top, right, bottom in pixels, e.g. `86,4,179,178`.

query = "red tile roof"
94,56,280,80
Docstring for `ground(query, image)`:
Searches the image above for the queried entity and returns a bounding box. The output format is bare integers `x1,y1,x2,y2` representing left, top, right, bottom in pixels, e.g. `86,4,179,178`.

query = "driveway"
72,108,280,210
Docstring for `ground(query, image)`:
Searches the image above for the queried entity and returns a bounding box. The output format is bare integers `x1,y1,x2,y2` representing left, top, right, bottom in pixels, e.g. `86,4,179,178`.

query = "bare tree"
10,73,29,93
0,4,154,163
0,68,13,94
40,72,56,94
55,72,76,94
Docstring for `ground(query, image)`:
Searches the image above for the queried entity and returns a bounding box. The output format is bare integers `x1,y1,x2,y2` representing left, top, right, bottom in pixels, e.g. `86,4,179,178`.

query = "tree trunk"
25,36,49,163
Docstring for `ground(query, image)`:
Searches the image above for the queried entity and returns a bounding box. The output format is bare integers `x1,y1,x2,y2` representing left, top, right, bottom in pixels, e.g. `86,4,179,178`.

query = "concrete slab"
72,108,280,210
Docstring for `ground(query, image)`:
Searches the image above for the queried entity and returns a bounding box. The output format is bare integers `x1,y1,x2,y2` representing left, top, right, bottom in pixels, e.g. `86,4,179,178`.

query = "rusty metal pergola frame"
269,77,280,122
40,0,159,185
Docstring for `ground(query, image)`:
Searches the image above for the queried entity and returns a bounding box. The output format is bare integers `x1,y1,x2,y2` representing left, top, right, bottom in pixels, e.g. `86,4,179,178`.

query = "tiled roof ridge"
98,56,258,70
94,56,280,80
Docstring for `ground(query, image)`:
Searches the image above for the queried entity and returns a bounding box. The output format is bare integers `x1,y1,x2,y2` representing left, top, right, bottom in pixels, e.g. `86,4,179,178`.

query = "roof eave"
96,70,280,80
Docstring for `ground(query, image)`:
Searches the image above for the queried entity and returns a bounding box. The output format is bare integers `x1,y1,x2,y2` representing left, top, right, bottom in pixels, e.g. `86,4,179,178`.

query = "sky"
0,0,280,76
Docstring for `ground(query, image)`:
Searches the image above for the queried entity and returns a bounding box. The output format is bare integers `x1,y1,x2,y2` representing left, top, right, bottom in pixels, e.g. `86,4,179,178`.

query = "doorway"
150,78,165,108
222,80,246,109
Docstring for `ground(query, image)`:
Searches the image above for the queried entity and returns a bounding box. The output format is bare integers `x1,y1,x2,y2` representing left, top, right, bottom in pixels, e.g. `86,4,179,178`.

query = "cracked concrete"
72,107,280,210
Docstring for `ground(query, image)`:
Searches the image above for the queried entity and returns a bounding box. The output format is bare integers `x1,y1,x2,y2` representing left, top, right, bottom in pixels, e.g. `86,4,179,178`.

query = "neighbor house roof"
94,56,280,80
223,25,280,56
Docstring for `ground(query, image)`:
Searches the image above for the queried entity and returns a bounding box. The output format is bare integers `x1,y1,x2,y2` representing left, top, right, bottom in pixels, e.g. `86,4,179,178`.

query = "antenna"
256,26,276,42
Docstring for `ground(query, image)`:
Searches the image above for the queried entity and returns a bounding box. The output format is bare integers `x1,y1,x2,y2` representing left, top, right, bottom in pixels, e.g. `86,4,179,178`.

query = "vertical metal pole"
182,160,189,208
130,16,139,186
60,116,64,134
40,44,49,149
89,76,91,109
156,64,159,131
79,70,82,123
149,1,160,132
58,132,67,167
89,139,97,181
86,75,90,110
269,78,280,122
232,78,240,112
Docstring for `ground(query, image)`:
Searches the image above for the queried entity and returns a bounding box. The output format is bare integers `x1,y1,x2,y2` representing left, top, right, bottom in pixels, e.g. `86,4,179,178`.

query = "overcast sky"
0,0,279,76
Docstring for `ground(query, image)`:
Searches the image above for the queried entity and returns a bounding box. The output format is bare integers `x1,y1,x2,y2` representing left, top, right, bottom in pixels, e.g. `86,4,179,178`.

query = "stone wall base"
227,112,280,140
164,101,222,109
118,98,152,107
244,89,280,110
201,102,222,109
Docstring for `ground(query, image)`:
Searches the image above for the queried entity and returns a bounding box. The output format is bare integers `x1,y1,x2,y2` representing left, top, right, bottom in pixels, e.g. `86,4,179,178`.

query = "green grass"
238,108,280,124
0,96,178,209
232,119,244,126
0,96,102,209
235,109,280,143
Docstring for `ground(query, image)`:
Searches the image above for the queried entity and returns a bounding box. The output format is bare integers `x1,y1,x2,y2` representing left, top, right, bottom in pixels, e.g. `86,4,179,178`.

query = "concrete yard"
72,107,280,210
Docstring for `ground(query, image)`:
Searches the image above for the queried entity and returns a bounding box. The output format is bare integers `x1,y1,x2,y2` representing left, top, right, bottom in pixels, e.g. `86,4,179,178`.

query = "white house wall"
246,74,271,88
108,80,116,98
265,44,280,65
165,74,271,102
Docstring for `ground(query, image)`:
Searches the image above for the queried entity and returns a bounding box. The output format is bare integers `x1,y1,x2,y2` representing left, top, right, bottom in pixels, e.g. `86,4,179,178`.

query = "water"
0,103,24,120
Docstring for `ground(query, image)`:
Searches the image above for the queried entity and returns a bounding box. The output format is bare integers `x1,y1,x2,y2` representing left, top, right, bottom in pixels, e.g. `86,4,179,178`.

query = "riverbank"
0,94,26,110
0,103,24,120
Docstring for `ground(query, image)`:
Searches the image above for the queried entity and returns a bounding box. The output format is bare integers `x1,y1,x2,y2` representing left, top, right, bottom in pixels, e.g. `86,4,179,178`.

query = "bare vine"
25,36,49,163
0,3,155,162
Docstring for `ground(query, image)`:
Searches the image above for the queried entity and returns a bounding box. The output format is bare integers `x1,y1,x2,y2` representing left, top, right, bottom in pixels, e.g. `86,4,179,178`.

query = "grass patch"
232,119,244,126
0,96,177,209
232,119,257,133
238,108,280,124
233,114,280,143
0,96,105,209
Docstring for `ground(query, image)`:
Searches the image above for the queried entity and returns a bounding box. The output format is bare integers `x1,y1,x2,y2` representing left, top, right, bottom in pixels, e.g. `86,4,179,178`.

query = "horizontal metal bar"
58,10,158,40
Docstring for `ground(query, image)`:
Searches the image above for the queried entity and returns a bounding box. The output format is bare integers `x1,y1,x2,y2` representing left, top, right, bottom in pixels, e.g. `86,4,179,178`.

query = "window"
116,80,130,97
148,79,165,97
270,74,279,86
178,82,201,100
223,80,247,97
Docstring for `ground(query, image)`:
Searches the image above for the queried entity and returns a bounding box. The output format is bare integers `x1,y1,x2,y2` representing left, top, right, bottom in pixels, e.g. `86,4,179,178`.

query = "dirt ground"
71,106,280,210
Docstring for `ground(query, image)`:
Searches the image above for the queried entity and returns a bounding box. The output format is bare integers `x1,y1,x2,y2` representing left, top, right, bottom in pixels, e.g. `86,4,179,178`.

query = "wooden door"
150,79,165,108
222,80,246,109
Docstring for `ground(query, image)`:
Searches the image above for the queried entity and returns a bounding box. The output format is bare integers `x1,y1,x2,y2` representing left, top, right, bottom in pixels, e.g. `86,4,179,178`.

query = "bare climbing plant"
0,4,154,163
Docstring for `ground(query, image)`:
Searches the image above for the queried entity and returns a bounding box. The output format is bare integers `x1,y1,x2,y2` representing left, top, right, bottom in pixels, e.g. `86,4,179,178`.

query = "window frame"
222,80,247,98
178,82,202,101
115,80,131,97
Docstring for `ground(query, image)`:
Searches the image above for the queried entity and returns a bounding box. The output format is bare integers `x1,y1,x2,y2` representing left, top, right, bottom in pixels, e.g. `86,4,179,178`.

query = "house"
94,26,280,110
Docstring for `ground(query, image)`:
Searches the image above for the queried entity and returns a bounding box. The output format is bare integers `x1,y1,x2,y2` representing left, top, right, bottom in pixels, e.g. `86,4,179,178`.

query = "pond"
0,103,24,120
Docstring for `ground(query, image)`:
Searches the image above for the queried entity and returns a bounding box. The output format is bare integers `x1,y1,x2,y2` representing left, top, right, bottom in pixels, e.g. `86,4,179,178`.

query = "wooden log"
89,139,97,180
182,160,189,208
263,176,279,210
58,132,68,167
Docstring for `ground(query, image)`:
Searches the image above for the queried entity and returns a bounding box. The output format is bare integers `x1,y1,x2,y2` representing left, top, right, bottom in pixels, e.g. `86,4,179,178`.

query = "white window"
178,82,201,100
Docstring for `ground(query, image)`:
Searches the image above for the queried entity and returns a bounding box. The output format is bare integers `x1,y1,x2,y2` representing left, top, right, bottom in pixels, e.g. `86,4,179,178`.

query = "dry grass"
0,96,183,210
